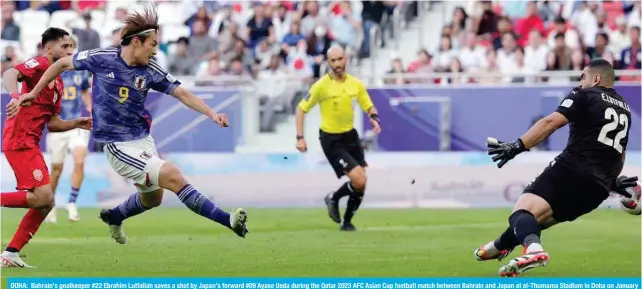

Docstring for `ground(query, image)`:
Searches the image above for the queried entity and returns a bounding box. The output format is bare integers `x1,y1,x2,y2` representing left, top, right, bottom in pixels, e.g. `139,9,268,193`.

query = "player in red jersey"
1,28,92,268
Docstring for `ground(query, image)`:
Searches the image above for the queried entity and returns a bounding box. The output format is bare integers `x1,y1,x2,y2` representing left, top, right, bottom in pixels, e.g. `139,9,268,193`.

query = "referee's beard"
331,66,345,77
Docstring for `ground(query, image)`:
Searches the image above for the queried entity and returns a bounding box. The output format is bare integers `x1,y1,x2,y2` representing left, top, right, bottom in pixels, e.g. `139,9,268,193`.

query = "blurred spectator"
273,4,292,42
168,37,196,76
330,1,362,51
189,19,219,62
71,13,101,51
474,1,500,37
254,38,278,69
306,26,332,77
107,28,121,49
36,43,45,57
627,1,641,28
114,7,129,22
451,6,469,32
493,17,514,50
506,47,535,83
301,1,326,37
571,49,589,75
445,57,467,84
246,3,275,48
258,55,291,132
586,33,615,64
610,17,631,58
547,17,580,50
224,39,254,70
360,1,391,58
218,21,240,56
195,57,225,87
458,32,487,72
619,26,641,70
185,7,213,35
538,1,562,23
407,49,432,74
546,33,573,71
283,21,306,47
515,1,545,47
595,11,614,35
571,1,598,47
2,46,20,69
384,55,406,85
475,49,502,84
73,0,106,12
1,3,20,41
524,30,548,72
228,57,251,77
496,33,519,78
432,34,456,72
26,0,63,13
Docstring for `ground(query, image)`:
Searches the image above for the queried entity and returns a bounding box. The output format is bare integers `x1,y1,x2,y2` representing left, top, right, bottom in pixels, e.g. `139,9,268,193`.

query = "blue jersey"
71,47,180,143
60,70,90,120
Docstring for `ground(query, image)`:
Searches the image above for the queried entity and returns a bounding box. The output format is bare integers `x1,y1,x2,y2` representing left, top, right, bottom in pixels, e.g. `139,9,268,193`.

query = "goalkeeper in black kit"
472,59,639,277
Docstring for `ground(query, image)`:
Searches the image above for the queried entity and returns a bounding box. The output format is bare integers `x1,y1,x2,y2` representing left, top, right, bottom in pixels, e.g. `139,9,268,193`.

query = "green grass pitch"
1,208,640,281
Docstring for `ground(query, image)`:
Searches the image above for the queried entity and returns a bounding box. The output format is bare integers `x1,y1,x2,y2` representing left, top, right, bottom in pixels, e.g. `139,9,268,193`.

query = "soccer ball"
619,182,641,215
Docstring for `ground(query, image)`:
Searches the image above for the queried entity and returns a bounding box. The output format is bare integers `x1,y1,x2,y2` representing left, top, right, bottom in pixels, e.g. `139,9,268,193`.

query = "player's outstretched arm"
356,84,381,134
21,56,74,104
48,115,92,132
170,86,228,127
518,112,568,149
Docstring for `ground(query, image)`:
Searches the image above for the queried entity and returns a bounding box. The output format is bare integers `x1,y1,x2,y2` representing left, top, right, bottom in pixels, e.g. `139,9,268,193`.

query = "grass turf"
1,208,639,281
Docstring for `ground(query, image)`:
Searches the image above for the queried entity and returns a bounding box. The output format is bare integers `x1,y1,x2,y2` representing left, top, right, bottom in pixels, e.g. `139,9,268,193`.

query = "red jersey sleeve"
14,57,46,80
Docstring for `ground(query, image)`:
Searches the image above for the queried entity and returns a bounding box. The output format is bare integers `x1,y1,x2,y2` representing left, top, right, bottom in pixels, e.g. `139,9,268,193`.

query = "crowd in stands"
387,0,641,85
1,0,403,79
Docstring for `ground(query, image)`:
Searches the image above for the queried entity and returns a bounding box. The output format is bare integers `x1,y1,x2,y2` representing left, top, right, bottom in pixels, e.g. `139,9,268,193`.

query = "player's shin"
509,210,543,253
106,192,151,225
0,191,29,208
177,184,231,228
5,208,48,253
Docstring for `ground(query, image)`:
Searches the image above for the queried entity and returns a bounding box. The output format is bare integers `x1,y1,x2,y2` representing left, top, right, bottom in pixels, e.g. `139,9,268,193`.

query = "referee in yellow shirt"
295,46,381,231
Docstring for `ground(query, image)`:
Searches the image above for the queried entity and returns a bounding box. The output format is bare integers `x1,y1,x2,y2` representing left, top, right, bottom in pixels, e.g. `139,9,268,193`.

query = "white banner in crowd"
1,152,639,209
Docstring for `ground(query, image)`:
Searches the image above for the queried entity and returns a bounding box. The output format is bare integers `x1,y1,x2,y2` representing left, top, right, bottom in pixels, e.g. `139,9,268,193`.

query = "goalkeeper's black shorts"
524,161,610,222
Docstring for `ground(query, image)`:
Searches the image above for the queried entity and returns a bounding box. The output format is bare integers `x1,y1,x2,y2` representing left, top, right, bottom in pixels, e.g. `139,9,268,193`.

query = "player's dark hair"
586,59,615,84
41,28,70,47
120,5,159,46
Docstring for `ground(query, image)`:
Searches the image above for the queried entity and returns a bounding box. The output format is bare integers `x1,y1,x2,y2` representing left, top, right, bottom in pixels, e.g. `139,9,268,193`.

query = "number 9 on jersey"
119,87,129,104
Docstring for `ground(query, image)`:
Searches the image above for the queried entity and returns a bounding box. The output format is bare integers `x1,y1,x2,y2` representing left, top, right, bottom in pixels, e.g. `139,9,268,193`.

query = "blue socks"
109,193,149,225
178,185,231,228
106,185,231,229
68,187,79,203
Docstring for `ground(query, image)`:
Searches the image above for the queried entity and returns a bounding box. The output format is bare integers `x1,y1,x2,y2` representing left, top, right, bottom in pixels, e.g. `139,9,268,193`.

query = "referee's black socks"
344,187,364,224
331,182,352,201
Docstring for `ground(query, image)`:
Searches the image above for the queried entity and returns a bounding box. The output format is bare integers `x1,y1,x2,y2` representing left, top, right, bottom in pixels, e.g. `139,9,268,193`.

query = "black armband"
369,113,380,124
296,135,304,140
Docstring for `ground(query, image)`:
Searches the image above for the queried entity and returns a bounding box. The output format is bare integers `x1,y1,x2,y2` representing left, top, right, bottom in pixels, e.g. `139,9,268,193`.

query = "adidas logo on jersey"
106,72,115,79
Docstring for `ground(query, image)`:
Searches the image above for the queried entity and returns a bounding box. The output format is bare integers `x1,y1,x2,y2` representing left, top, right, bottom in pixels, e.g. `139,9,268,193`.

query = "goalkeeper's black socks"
509,209,543,253
494,226,520,251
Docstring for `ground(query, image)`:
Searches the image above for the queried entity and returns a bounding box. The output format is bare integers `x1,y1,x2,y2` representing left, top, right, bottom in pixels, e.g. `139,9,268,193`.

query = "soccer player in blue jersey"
21,6,248,243
45,51,92,223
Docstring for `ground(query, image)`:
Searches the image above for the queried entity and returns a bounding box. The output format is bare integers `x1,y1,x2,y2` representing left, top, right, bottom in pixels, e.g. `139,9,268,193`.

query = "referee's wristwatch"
296,135,304,140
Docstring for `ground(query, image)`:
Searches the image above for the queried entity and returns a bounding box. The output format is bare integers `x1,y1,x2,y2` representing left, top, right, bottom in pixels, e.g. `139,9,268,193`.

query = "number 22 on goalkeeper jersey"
71,47,181,143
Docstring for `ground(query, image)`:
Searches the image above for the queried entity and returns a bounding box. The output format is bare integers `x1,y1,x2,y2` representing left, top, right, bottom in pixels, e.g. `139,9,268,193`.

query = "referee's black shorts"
524,161,610,222
319,129,367,178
